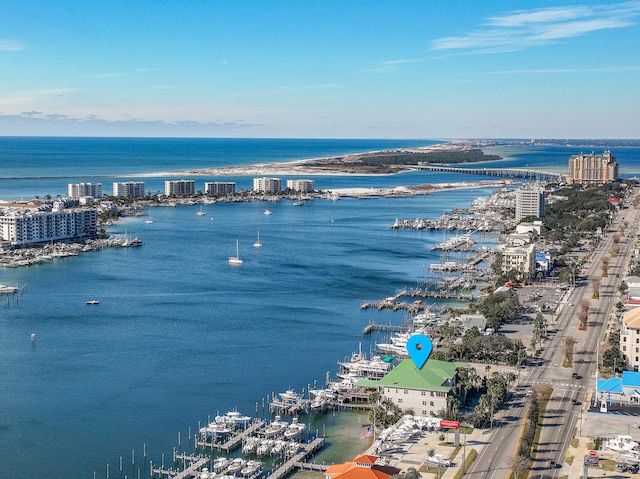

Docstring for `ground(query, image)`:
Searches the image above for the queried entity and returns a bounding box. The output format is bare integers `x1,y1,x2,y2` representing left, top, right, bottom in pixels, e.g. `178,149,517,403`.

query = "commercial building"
0,208,97,245
112,181,146,198
253,177,282,193
205,181,236,196
164,180,196,196
501,243,536,278
515,186,545,222
68,182,103,199
286,179,315,192
567,150,618,185
325,454,400,479
357,358,465,417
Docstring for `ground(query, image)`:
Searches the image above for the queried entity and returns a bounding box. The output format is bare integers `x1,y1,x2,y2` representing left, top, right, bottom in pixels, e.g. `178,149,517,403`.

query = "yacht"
264,209,272,215
263,416,288,437
240,460,262,477
226,458,246,475
229,239,243,265
284,418,306,440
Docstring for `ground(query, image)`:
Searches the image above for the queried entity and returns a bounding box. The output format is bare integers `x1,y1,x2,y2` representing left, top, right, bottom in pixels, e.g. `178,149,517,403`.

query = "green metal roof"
356,358,468,391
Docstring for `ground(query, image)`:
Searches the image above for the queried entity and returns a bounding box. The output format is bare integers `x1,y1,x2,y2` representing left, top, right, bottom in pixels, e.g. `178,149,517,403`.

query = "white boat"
284,418,305,440
198,467,211,479
606,435,639,452
145,217,153,224
264,209,272,215
292,200,304,206
263,416,288,437
253,231,262,248
240,460,262,477
426,454,451,467
213,457,231,473
197,205,206,216
243,436,260,454
229,239,243,265
226,458,246,474
270,439,287,456
86,300,99,305
221,410,252,428
256,439,274,456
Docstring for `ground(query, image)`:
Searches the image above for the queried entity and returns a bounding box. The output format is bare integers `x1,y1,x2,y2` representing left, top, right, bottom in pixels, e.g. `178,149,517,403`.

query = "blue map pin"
406,334,432,369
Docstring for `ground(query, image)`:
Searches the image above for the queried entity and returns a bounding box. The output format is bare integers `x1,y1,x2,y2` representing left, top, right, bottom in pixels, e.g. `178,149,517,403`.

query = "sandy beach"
140,142,483,179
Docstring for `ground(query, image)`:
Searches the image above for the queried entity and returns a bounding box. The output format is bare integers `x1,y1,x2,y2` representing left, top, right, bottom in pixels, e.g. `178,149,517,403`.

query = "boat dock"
268,437,325,479
195,420,265,452
151,453,210,479
362,319,411,335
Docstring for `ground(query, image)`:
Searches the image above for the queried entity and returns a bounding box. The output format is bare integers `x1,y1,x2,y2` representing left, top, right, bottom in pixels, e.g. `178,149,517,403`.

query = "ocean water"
0,137,639,479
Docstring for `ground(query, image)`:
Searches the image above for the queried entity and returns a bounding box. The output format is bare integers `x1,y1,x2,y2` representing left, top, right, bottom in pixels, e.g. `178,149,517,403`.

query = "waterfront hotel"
567,150,618,185
0,205,97,245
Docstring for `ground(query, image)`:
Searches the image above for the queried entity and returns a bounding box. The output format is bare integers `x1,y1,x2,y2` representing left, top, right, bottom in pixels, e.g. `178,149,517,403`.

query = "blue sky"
1,0,639,138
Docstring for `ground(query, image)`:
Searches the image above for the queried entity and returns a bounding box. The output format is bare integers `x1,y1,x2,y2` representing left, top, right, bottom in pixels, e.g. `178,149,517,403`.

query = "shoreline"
132,142,481,178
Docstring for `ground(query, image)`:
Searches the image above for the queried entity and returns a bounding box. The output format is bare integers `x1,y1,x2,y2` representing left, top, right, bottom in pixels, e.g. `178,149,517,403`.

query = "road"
466,186,640,479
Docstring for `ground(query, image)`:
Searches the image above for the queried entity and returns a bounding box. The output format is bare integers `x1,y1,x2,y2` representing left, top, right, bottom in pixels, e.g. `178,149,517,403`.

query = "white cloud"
365,59,422,73
432,1,640,52
0,40,27,51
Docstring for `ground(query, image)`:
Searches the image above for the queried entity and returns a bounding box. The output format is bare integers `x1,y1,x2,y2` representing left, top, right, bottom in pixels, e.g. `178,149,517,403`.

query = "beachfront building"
112,181,146,198
205,181,236,196
515,185,545,222
500,243,536,278
325,454,400,479
0,208,97,245
286,179,315,192
621,308,640,371
253,177,282,193
567,150,618,185
164,180,196,197
68,182,103,200
358,358,466,417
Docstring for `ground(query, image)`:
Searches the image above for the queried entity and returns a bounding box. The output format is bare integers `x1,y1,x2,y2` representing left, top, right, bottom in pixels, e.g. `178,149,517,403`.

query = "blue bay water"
0,137,639,479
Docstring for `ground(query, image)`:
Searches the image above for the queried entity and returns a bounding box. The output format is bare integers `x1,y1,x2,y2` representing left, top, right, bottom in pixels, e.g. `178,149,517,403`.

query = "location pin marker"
406,334,432,369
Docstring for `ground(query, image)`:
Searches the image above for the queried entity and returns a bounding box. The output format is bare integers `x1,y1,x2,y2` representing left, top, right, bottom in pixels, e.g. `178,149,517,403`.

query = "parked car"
615,462,628,472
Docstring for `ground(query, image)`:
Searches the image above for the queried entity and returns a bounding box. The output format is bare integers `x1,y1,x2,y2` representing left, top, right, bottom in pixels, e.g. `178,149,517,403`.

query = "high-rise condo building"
567,150,618,185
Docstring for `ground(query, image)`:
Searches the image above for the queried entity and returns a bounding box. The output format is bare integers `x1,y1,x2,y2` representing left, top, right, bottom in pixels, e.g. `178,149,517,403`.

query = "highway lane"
466,186,640,479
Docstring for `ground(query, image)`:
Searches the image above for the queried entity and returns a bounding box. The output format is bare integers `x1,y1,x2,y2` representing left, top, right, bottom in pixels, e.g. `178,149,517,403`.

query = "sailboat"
197,205,206,216
253,231,262,248
229,239,243,265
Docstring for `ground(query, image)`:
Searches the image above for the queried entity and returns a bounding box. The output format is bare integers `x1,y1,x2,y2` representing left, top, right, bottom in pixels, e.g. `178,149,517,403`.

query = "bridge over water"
416,164,566,182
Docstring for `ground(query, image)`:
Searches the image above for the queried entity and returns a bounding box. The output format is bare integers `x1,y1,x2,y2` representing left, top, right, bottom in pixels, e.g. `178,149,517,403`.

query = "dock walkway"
196,420,265,452
151,454,209,479
268,437,325,479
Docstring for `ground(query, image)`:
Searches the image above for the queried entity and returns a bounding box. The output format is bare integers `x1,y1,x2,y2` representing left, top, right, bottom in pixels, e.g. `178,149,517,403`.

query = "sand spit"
136,143,475,178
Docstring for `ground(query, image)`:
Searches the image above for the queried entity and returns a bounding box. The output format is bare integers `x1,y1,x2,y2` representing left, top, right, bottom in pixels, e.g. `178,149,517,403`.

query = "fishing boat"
240,460,262,477
86,300,100,305
263,416,288,437
226,458,246,474
283,417,306,440
229,239,243,265
253,231,262,248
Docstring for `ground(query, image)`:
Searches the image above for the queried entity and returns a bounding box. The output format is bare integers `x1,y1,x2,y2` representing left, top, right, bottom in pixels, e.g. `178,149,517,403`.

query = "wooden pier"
363,320,411,335
151,453,209,479
268,437,325,479
195,419,265,452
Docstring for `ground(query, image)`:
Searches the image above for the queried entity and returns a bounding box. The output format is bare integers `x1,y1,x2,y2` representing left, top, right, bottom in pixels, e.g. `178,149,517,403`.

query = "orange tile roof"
325,455,400,479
